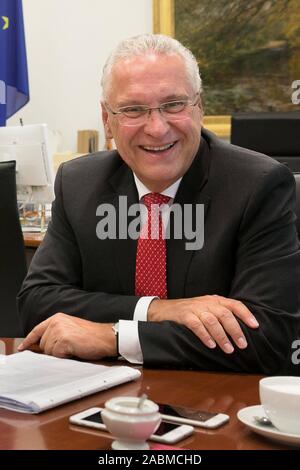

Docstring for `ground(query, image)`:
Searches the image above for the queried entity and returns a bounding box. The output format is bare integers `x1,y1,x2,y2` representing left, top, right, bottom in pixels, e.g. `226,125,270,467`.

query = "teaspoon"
253,415,273,426
137,393,148,410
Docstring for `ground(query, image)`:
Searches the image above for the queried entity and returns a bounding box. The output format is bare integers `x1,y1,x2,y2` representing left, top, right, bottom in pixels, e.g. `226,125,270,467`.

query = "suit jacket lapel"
108,162,139,295
167,136,211,299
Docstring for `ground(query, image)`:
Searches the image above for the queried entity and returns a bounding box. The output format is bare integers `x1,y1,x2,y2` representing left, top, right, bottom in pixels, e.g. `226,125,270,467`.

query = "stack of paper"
0,351,141,413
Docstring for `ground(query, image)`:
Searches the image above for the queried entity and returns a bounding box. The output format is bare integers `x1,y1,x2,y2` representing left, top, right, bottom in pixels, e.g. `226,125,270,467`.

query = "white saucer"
237,405,300,448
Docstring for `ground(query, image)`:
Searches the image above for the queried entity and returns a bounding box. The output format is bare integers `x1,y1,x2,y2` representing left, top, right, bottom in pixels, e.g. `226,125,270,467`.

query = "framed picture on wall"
153,0,300,138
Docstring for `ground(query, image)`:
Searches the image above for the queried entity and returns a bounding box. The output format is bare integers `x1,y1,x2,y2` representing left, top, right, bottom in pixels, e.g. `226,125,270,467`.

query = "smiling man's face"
102,53,203,192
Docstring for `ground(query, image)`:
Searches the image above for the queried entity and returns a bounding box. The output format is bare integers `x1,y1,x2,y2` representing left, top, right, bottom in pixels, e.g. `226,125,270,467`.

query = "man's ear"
101,101,113,140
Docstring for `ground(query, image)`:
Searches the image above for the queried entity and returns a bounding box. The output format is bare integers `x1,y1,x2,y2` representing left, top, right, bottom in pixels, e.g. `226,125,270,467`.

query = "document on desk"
0,351,141,414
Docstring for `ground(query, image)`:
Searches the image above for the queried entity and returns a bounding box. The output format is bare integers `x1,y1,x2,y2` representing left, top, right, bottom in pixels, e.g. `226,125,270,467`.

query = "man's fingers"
184,313,216,349
52,340,74,358
199,310,234,354
39,327,55,354
18,319,50,351
218,297,259,328
212,305,248,349
182,307,244,353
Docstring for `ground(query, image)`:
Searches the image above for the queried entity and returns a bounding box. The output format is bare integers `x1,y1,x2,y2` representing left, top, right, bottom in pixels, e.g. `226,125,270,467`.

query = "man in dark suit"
18,34,300,373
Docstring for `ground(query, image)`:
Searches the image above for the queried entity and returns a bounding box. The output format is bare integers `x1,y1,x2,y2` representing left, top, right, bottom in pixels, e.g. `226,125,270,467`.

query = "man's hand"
18,313,117,360
147,295,259,354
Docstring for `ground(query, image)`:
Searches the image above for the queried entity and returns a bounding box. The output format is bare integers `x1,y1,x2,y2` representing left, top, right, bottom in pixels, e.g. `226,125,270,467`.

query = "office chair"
231,112,300,172
293,173,300,237
0,161,27,336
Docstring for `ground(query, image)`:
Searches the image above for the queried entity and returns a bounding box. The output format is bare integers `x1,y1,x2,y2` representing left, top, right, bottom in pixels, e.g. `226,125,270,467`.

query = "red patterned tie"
135,193,170,298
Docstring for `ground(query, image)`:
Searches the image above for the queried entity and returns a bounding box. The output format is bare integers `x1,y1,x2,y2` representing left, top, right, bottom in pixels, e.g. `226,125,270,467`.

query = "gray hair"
101,34,202,100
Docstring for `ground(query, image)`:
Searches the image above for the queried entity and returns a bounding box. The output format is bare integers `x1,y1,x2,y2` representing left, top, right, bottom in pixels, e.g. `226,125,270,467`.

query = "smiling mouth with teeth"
141,142,177,152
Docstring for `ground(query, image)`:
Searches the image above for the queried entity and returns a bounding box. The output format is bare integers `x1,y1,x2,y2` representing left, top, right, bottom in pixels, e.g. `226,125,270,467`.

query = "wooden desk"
23,232,44,248
0,338,290,450
23,233,44,267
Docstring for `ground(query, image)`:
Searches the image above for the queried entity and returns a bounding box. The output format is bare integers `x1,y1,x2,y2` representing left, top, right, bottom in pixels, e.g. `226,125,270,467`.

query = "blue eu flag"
0,0,29,126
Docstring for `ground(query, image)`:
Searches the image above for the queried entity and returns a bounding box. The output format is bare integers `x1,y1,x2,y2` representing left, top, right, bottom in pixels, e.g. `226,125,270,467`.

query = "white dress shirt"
119,174,182,364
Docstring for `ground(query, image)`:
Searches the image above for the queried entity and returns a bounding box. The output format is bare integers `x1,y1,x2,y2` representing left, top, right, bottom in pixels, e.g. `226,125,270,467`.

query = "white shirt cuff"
133,296,158,321
119,320,143,364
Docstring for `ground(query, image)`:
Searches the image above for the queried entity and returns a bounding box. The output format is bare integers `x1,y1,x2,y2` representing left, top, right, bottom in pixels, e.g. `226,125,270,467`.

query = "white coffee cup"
259,376,300,434
101,396,161,450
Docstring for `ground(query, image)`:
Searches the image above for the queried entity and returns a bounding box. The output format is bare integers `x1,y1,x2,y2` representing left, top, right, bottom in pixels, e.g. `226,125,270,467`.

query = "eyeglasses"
105,94,200,126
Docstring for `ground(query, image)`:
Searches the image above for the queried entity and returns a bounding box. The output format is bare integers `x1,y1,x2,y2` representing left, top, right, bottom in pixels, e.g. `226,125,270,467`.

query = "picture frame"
152,0,230,138
153,0,300,140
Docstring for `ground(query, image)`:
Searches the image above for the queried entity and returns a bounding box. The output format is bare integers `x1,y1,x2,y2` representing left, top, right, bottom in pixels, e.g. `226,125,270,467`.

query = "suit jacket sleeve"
139,164,300,374
17,164,139,334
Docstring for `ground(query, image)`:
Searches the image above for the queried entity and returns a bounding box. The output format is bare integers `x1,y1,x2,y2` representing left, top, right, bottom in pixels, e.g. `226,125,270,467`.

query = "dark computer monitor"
231,112,300,172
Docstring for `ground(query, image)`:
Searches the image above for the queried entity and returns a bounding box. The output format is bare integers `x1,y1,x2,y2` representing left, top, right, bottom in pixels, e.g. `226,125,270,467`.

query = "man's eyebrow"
117,93,189,108
117,102,145,107
116,94,190,107
162,94,189,101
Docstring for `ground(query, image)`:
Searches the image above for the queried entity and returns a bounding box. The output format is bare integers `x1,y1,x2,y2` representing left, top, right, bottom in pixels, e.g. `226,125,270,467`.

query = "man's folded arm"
139,164,300,374
138,301,298,374
17,164,140,335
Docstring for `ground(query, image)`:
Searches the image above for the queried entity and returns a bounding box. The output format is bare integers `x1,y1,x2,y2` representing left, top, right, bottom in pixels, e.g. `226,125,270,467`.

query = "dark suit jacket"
18,129,300,374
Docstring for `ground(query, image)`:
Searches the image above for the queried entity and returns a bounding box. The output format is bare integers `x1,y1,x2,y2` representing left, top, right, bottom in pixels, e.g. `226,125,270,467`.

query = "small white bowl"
101,396,161,450
259,376,300,435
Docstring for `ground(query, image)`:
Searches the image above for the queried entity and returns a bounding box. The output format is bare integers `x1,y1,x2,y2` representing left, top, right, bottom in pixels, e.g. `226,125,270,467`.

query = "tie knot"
142,193,170,210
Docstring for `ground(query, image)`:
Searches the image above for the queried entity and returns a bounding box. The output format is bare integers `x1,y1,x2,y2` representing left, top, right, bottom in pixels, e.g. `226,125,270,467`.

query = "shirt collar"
133,173,182,202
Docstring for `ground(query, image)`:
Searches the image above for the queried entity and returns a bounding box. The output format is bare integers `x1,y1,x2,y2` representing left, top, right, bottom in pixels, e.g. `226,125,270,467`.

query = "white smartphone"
158,403,229,429
69,407,194,444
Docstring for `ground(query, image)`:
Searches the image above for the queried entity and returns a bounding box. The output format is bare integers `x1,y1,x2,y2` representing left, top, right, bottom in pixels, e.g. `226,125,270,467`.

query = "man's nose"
143,109,170,136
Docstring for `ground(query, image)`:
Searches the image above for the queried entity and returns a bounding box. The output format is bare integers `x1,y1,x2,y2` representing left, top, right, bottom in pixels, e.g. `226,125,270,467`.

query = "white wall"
8,0,153,151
